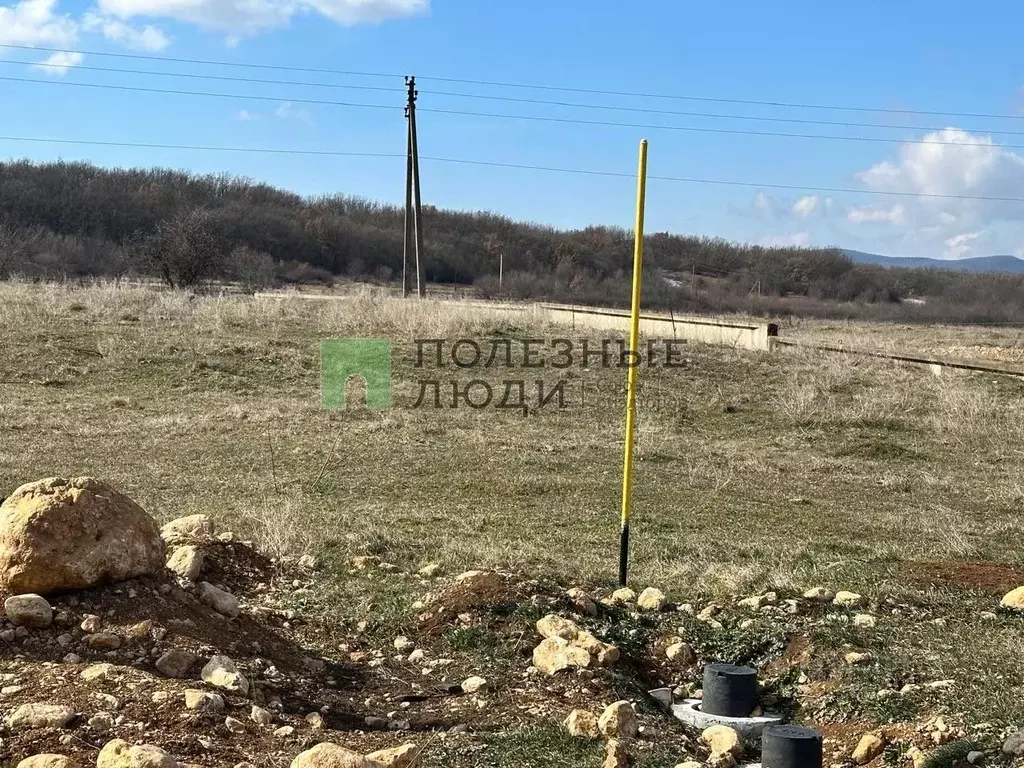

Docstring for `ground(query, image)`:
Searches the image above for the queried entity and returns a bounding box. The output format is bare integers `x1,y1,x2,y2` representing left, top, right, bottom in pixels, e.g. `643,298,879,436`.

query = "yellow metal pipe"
619,138,648,586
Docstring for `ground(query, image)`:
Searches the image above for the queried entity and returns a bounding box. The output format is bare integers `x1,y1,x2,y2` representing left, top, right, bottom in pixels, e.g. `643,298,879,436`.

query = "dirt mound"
900,560,1024,592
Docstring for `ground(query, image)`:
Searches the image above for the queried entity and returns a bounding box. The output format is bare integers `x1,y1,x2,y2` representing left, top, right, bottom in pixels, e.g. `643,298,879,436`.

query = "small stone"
393,636,414,653
845,651,873,665
85,633,122,650
803,587,835,602
666,642,696,664
274,725,295,738
407,649,425,663
16,756,77,768
88,712,114,732
853,614,877,628
737,595,764,610
417,563,442,578
533,636,591,676
967,751,985,765
461,676,488,694
197,582,240,619
81,663,116,681
298,554,317,571
604,738,629,768
566,587,598,617
81,614,102,633
852,733,886,764
702,724,742,758
6,704,76,731
598,700,638,738
201,655,249,695
834,591,866,608
637,587,667,611
352,555,381,569
156,648,199,678
1003,727,1024,755
610,587,637,605
167,546,204,581
980,611,998,621
250,705,272,725
305,712,325,730
564,709,600,739
185,689,226,712
290,743,377,768
4,594,53,628
1001,586,1024,610
674,763,703,768
160,514,215,544
365,743,418,767
225,716,245,733
97,739,178,768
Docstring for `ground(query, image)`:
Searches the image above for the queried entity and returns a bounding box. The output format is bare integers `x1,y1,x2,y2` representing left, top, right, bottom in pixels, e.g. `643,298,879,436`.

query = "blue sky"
2,0,1024,259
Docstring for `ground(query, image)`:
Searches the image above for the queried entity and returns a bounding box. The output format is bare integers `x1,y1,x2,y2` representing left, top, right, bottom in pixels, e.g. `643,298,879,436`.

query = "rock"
81,615,102,633
298,554,318,571
160,515,215,544
417,563,442,578
803,587,835,602
702,725,743,758
96,739,180,768
167,546,204,581
845,651,873,665
393,636,414,653
88,713,114,732
674,763,703,768
365,744,417,767
564,709,600,739
184,689,225,712
250,705,273,725
598,700,638,738
4,594,53,627
156,649,200,678
834,591,866,608
852,733,886,765
407,649,424,663
706,754,737,768
0,477,165,595
1000,586,1024,610
86,632,123,650
853,614,877,628
289,743,383,768
6,704,76,731
17,757,77,768
533,636,591,675
666,641,696,664
737,595,765,610
225,716,245,733
202,655,249,695
536,614,581,641
637,587,667,611
81,663,116,681
610,587,636,605
906,746,926,768
275,726,295,738
566,587,598,617
967,751,985,765
461,676,488,694
352,556,381,570
197,582,240,619
604,739,629,768
1003,727,1024,755
306,712,325,730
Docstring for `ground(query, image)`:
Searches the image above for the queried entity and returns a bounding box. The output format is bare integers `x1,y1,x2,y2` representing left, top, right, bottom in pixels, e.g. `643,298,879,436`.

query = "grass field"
4,280,1024,756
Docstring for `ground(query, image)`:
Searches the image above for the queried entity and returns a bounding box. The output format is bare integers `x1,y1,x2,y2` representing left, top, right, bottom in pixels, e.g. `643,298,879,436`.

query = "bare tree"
144,208,223,289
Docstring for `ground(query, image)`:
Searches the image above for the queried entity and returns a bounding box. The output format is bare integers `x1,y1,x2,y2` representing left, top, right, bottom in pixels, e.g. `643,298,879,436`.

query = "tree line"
1,159,1022,323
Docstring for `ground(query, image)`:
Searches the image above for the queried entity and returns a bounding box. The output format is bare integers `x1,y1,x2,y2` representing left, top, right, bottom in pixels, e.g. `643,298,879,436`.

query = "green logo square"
321,339,392,409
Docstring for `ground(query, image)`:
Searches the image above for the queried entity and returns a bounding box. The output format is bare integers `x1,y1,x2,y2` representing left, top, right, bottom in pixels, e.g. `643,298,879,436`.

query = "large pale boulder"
290,743,383,768
364,744,417,767
96,739,180,768
533,636,591,676
5,704,75,732
16,756,77,768
598,701,638,738
0,477,164,595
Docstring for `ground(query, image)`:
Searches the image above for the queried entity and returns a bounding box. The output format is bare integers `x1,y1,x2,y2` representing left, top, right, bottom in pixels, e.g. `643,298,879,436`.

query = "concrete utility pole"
404,76,425,298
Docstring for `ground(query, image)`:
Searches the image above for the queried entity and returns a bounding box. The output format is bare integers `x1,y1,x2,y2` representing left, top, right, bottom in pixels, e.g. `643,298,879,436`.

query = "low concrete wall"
538,304,778,352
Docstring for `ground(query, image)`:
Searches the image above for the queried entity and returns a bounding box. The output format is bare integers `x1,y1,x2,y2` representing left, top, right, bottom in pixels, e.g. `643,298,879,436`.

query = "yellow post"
619,139,648,586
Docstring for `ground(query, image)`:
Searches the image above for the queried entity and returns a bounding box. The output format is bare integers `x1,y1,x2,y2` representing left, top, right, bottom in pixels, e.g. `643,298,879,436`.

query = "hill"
844,249,1024,274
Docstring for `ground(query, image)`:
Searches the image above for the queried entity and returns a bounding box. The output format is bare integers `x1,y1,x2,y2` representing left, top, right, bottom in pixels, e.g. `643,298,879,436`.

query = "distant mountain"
843,249,1024,274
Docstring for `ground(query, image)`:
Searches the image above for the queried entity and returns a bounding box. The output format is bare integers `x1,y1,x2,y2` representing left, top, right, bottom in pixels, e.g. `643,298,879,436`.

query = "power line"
0,58,402,94
6,75,1024,152
1,134,1022,203
2,42,1022,123
0,43,401,79
9,57,1024,138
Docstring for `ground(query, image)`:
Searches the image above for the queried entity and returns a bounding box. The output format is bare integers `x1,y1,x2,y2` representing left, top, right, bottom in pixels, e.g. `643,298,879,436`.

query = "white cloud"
31,48,83,74
236,109,261,121
0,0,77,47
95,0,427,36
791,195,819,218
943,231,980,259
758,232,812,248
274,101,313,125
847,203,907,226
81,11,170,50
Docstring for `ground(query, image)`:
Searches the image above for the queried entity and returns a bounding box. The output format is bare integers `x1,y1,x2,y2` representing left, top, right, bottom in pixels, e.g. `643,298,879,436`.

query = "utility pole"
499,251,504,292
402,103,413,298
405,76,425,298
